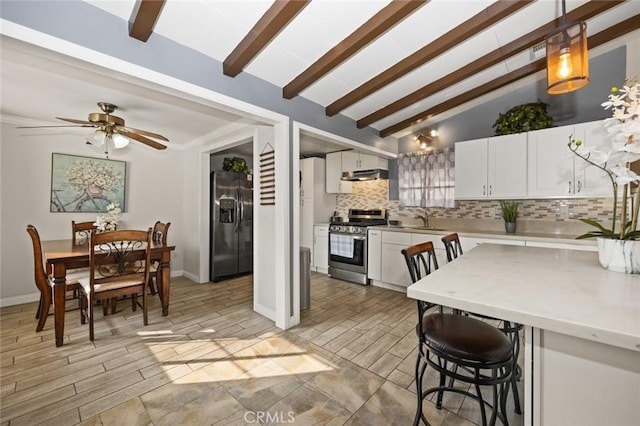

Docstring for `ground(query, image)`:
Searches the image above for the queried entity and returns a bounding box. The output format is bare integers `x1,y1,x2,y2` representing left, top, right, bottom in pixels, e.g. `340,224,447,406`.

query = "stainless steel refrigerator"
210,172,253,282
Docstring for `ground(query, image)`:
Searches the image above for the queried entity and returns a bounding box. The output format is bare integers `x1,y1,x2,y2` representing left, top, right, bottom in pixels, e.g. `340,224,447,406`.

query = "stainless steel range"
328,209,387,285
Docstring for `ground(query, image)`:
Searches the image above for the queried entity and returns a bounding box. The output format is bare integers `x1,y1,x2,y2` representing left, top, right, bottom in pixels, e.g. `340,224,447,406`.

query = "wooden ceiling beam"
282,0,426,99
129,0,166,42
358,0,623,129
379,14,640,138
223,0,310,77
325,0,534,116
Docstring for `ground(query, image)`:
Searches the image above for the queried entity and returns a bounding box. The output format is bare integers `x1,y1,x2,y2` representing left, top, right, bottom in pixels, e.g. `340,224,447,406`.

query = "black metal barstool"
441,233,523,415
402,241,514,425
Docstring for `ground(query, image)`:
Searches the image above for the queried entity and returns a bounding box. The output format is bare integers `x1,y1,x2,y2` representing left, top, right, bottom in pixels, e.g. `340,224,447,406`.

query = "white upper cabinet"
455,138,488,199
528,120,611,197
488,133,528,198
455,133,527,199
325,152,352,194
572,120,612,197
341,150,388,172
300,158,314,198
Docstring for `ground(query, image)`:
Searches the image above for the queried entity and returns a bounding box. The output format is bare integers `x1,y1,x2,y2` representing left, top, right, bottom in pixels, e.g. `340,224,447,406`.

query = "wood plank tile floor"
1,273,523,425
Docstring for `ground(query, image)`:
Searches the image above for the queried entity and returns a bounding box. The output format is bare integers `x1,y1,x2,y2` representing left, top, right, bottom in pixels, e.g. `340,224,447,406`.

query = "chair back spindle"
401,241,440,318
72,221,97,245
152,221,171,245
441,233,463,262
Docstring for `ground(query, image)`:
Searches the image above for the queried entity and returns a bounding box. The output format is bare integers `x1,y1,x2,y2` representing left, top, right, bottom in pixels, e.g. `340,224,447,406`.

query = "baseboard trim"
181,270,200,283
0,292,40,308
253,302,275,323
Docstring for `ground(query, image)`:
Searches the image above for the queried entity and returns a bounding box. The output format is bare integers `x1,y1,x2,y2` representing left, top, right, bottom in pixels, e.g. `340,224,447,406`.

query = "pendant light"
545,0,589,94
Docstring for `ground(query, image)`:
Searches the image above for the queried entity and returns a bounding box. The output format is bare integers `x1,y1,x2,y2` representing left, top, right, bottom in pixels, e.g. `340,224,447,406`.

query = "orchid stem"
568,141,618,234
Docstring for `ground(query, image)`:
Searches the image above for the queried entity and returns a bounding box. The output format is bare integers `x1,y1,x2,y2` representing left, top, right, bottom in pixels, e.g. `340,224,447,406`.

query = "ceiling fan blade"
16,125,95,129
119,126,169,142
117,129,167,150
56,117,100,126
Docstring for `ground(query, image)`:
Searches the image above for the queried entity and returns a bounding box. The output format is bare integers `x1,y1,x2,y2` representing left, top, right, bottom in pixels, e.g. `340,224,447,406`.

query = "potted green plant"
492,100,554,135
222,157,249,173
499,200,519,233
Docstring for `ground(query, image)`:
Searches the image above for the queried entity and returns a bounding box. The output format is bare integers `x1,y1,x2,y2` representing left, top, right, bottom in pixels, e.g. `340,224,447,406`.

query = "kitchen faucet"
415,210,429,228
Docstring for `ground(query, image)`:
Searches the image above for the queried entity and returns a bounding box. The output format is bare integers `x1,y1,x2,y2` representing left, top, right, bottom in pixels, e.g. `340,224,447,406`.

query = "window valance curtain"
398,148,455,208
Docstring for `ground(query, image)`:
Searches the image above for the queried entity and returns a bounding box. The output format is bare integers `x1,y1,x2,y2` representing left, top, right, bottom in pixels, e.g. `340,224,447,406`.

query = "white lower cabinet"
367,229,382,281
313,225,329,272
530,328,639,425
381,232,413,287
410,232,448,267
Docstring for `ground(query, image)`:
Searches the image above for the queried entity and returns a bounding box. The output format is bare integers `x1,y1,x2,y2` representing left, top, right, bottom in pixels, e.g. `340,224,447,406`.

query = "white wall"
0,122,185,306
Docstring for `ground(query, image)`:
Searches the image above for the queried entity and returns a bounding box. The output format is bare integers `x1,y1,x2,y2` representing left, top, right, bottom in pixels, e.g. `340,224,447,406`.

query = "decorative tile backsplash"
335,179,616,223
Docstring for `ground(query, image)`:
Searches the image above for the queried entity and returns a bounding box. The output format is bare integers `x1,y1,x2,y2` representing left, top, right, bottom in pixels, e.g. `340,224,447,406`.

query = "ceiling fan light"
112,133,130,149
546,20,589,95
89,129,107,146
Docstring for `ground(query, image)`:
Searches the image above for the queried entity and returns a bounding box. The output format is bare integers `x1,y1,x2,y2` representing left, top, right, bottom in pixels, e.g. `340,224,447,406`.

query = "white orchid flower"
611,165,640,185
601,95,626,109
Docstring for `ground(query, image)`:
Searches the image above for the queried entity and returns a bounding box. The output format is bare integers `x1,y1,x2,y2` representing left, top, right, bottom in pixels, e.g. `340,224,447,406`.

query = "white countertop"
370,225,596,246
406,244,640,352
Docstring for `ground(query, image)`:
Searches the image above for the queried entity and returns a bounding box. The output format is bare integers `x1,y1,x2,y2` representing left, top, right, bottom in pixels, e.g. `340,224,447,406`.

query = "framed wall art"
50,153,126,213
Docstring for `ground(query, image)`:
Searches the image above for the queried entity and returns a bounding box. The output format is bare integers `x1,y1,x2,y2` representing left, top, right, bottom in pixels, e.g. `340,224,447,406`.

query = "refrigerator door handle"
238,189,244,228
238,188,243,230
235,189,240,232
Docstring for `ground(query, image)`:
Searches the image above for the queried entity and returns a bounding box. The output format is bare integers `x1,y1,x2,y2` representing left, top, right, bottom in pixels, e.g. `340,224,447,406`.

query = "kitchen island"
407,243,640,426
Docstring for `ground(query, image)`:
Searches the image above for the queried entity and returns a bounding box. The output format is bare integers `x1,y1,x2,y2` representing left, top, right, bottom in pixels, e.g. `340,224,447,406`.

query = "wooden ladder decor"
259,143,275,205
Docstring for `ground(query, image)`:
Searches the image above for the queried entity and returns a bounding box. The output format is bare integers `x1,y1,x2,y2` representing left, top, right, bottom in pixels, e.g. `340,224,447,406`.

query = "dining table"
42,238,175,347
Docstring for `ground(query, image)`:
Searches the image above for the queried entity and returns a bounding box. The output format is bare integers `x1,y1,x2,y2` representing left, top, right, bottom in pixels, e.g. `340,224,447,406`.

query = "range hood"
341,169,389,181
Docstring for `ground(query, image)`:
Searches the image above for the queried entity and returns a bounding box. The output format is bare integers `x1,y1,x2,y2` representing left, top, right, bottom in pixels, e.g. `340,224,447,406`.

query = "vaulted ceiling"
92,0,639,139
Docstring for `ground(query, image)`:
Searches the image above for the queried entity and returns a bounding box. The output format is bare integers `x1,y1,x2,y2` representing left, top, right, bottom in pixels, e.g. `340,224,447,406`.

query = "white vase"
596,237,640,273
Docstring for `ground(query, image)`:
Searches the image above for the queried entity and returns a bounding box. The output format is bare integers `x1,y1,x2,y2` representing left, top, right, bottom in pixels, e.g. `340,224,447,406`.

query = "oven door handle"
329,233,366,240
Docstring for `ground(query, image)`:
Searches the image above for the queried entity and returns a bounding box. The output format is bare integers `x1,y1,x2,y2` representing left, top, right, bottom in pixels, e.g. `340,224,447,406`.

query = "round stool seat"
417,313,512,363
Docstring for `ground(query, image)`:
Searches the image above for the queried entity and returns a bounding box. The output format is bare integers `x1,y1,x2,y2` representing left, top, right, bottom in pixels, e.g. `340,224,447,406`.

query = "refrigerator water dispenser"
219,198,236,223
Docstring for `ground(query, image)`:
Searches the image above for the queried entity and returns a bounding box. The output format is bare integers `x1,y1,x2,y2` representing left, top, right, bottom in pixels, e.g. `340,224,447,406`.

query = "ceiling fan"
18,102,169,151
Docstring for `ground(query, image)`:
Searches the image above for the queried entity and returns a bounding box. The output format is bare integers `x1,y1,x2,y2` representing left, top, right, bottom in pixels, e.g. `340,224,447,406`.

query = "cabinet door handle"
568,181,572,194
489,185,492,195
483,185,486,196
577,180,582,192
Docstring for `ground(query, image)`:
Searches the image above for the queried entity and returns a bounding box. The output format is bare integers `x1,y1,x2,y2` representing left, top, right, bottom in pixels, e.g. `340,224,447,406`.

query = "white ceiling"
0,36,261,150
86,0,639,137
1,0,638,156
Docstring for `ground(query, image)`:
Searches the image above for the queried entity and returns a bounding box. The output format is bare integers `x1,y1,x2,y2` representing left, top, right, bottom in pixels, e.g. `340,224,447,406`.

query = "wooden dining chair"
148,221,171,296
71,220,97,245
78,228,153,341
26,225,87,332
106,221,170,313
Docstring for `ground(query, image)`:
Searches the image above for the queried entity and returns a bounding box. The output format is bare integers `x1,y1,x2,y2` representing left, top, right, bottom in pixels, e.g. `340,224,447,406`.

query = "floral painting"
50,153,126,213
